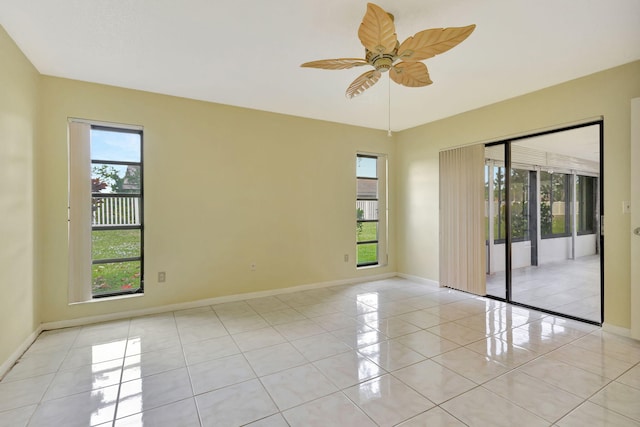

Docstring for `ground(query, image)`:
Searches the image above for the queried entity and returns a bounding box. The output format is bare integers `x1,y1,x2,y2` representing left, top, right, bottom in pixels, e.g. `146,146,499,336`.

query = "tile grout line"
3,280,639,426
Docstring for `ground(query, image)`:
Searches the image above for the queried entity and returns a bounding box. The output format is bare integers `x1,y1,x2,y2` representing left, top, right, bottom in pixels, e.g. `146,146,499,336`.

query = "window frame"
356,153,387,268
90,125,144,298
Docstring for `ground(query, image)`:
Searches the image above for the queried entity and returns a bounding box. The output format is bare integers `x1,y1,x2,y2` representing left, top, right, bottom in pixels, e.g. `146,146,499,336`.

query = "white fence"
93,197,140,226
356,201,378,220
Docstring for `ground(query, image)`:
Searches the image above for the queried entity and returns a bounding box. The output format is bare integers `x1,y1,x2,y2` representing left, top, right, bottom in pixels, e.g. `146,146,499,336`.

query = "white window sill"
69,292,144,306
357,264,386,270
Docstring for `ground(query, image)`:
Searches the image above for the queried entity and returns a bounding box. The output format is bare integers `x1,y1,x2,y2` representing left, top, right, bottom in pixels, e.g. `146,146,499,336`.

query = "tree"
509,169,529,239
91,164,140,194
91,178,107,212
356,208,364,235
540,173,567,235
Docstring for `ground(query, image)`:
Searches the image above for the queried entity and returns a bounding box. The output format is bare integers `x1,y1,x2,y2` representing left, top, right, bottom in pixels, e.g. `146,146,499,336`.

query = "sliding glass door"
485,123,603,324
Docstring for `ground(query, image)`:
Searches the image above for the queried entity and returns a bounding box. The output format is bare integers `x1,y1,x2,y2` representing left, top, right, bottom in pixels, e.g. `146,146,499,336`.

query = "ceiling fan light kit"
301,2,476,99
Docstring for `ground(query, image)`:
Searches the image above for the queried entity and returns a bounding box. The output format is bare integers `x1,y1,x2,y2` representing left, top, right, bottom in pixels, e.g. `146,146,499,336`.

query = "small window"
91,127,143,297
356,154,386,267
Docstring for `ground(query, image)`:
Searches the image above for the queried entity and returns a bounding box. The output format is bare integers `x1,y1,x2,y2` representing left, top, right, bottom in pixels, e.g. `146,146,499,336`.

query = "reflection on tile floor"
487,255,601,322
2,277,639,426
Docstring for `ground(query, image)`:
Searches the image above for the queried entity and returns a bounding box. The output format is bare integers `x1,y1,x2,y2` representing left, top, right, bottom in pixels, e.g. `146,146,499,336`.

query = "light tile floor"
1,278,639,426
486,255,601,322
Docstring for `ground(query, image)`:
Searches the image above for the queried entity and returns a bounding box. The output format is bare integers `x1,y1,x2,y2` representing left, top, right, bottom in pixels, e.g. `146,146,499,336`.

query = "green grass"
551,216,566,234
485,215,568,240
357,222,377,242
92,261,141,295
92,229,140,259
484,216,509,240
92,229,141,295
357,243,378,265
357,222,378,264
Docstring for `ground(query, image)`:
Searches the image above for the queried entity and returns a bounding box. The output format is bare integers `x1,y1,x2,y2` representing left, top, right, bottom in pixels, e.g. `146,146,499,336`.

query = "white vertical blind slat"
68,121,92,303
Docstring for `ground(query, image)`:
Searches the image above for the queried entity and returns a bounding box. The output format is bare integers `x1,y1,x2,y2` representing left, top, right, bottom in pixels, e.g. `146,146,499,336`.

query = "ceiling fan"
301,3,476,98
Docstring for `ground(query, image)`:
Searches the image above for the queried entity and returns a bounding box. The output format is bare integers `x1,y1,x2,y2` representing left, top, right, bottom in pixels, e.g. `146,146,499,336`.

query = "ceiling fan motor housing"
366,50,396,72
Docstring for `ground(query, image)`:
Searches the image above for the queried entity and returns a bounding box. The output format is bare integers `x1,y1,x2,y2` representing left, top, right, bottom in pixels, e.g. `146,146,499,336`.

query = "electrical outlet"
250,263,257,271
344,254,349,262
158,272,166,283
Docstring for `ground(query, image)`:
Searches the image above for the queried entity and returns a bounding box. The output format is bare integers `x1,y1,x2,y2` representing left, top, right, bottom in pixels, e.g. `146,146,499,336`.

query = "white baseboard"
396,273,440,288
602,322,633,339
42,272,398,331
11,272,629,378
0,325,43,380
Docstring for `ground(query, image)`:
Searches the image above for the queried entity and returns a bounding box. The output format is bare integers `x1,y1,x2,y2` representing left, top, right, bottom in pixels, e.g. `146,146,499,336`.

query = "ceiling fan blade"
390,62,432,87
346,69,382,98
300,58,369,70
358,3,398,54
397,24,476,62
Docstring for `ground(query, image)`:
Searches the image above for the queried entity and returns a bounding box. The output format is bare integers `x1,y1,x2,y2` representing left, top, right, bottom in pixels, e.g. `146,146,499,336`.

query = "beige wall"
396,61,640,329
37,77,396,323
0,27,40,364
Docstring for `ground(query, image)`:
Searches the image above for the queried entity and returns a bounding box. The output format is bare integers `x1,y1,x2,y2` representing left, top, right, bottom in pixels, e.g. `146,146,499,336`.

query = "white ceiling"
2,1,639,131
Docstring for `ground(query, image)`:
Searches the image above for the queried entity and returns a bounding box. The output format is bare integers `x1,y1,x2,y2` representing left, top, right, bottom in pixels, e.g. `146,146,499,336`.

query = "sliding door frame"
485,120,604,326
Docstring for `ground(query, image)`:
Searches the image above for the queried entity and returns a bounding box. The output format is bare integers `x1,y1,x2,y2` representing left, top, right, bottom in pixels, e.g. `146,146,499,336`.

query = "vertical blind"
68,121,92,303
439,144,486,295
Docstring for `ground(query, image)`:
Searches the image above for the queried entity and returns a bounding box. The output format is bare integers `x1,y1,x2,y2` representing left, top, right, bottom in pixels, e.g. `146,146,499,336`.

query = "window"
91,127,143,297
540,171,570,237
576,175,597,234
69,121,143,301
487,165,531,242
356,154,386,267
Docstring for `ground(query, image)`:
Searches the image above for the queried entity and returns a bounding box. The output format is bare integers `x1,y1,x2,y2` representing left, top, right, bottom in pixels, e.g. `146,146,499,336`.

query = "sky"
91,128,140,163
91,128,141,180
357,156,377,178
